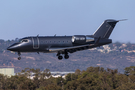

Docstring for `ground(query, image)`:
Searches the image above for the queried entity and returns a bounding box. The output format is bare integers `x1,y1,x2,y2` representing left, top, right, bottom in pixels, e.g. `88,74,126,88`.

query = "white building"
0,68,14,77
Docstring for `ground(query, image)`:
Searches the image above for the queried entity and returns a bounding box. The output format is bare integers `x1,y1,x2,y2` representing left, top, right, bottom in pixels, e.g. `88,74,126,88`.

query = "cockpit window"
20,39,29,43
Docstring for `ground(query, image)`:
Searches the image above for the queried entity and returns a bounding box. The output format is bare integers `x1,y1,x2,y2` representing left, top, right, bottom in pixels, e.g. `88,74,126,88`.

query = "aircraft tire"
64,55,69,59
58,56,63,60
18,57,21,60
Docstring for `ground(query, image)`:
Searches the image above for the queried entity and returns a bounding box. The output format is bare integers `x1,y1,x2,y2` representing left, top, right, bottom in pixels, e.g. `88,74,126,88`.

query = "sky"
0,0,135,43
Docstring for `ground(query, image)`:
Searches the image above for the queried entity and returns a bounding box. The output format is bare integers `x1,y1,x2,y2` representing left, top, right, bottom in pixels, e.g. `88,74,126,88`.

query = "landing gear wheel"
58,56,63,60
64,55,69,59
18,57,21,60
18,52,21,60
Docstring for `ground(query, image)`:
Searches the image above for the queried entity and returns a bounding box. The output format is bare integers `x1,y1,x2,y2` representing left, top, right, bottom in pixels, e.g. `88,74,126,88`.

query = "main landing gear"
64,54,69,59
57,52,69,60
58,55,63,60
18,52,21,60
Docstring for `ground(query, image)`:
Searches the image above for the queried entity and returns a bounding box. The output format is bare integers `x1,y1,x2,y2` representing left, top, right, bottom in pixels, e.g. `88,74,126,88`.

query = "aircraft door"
32,37,39,49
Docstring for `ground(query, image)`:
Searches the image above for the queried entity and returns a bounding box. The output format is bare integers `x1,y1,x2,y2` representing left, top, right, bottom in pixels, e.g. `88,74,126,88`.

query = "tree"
75,69,81,75
0,74,8,90
124,66,135,75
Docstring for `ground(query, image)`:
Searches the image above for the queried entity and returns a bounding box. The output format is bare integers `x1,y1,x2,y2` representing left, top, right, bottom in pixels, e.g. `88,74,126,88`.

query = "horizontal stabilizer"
117,19,127,21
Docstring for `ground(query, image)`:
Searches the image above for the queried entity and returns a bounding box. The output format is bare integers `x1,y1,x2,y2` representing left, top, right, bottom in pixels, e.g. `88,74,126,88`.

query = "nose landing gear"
18,57,21,60
18,52,21,60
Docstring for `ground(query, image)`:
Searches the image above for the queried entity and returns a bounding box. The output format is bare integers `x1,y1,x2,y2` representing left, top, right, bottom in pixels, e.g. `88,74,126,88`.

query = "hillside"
0,39,135,73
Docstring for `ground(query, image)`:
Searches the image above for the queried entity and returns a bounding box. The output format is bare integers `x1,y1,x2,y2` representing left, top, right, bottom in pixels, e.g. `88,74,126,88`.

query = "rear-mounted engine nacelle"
72,35,94,44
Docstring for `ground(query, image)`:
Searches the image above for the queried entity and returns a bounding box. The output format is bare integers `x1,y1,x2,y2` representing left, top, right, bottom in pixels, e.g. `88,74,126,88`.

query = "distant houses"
0,68,74,79
89,43,135,54
29,71,74,79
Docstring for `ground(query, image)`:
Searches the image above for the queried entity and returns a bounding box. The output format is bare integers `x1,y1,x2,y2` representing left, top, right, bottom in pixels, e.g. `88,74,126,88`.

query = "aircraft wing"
49,37,101,53
49,44,96,53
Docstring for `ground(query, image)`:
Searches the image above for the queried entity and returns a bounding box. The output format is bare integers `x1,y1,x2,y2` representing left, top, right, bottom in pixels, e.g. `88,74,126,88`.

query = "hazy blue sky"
0,0,135,43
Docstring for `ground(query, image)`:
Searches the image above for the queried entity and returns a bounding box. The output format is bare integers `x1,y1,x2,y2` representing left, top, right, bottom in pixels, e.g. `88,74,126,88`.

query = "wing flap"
49,44,95,52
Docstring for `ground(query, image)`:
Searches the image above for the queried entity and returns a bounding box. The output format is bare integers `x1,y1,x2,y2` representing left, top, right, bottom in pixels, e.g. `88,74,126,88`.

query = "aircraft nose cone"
7,46,14,51
7,43,19,51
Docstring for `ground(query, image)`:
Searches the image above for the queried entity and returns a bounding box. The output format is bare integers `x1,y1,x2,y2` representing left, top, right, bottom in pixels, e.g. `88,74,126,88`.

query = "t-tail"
93,19,126,39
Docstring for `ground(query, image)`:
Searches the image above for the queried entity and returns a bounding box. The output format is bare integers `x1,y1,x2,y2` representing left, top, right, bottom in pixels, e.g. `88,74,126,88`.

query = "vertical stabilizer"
93,19,119,39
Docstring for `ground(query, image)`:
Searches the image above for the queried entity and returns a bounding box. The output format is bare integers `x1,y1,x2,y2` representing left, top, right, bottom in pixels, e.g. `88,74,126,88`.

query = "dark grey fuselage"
8,35,111,52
